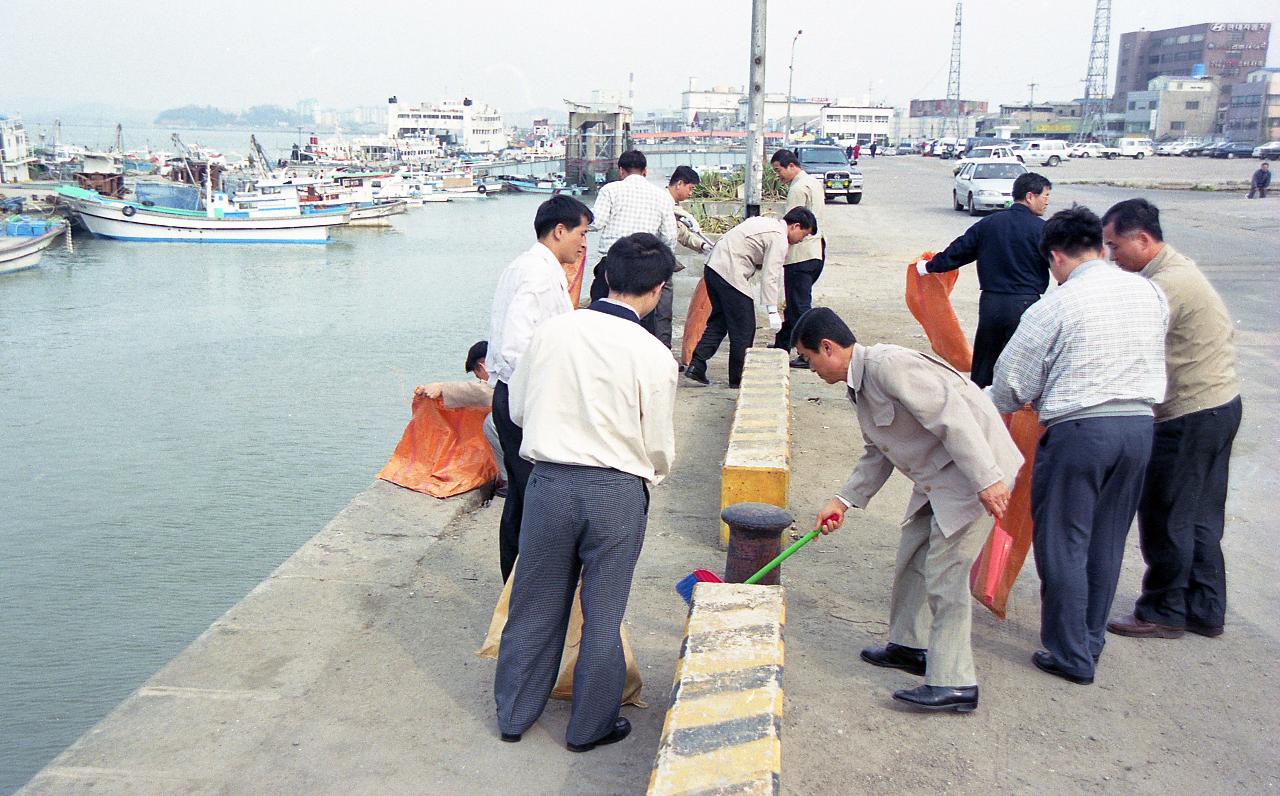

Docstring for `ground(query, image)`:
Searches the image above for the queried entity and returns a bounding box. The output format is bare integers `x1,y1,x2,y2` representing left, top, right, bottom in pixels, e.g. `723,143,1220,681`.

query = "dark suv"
793,145,864,204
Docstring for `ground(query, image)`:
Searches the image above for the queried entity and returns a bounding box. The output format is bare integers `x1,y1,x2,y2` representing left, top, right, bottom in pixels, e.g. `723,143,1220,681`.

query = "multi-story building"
1114,22,1271,110
1,114,34,183
818,104,896,145
386,96,507,154
1224,68,1280,143
1122,76,1220,139
904,99,988,141
681,83,742,129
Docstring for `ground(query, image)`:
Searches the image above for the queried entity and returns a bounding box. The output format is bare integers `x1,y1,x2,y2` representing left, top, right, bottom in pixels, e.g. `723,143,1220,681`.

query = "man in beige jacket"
1101,198,1242,640
795,307,1023,713
770,149,827,366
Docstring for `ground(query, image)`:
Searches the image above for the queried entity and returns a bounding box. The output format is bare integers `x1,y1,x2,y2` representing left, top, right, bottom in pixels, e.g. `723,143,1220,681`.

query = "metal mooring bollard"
722,502,794,585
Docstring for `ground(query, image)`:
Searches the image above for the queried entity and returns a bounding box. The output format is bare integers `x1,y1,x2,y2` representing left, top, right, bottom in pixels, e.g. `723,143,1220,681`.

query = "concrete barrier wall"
720,347,791,547
648,582,785,795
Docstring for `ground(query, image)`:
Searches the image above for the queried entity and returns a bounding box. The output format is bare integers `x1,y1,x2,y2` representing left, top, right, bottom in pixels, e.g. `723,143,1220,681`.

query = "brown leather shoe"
1106,613,1185,639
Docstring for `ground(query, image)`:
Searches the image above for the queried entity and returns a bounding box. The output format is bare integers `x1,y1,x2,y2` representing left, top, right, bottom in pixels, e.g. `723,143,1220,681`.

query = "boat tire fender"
122,205,137,217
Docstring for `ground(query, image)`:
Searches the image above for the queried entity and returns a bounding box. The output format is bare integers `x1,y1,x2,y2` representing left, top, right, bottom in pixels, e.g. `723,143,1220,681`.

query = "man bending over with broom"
494,233,677,751
794,307,1022,713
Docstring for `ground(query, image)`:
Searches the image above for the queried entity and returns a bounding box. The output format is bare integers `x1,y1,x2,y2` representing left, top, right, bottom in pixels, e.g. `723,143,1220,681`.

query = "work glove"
915,259,930,276
766,306,783,332
701,241,713,254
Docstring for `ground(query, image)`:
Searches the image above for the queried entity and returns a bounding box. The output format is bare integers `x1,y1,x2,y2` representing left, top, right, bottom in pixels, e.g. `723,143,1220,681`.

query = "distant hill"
155,104,303,129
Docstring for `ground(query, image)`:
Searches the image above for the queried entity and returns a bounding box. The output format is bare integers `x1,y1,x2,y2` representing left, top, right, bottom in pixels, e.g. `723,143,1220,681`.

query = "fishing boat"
503,176,586,195
1,217,66,274
56,186,348,244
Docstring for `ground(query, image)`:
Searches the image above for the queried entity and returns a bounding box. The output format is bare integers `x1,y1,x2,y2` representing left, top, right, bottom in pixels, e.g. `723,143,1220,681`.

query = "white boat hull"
347,200,408,226
0,228,65,274
69,200,346,244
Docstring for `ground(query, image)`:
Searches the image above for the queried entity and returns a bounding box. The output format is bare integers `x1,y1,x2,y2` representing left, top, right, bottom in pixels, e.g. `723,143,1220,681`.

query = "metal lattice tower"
1078,0,1112,142
943,2,963,139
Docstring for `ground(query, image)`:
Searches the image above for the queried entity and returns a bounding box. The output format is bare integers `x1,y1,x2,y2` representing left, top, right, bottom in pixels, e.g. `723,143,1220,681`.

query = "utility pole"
784,29,802,148
1078,0,1112,142
744,0,767,218
1028,82,1038,107
943,2,963,140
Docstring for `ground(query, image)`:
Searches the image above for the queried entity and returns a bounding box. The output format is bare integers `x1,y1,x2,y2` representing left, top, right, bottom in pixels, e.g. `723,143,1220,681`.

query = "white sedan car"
951,145,1019,174
953,161,1028,216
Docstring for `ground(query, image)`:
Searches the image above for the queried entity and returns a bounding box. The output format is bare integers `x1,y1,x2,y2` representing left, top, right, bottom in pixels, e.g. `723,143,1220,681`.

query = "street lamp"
785,29,803,148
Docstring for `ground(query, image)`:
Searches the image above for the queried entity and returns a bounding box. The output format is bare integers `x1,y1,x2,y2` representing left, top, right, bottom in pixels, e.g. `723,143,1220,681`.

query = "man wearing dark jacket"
1248,162,1270,199
920,172,1052,387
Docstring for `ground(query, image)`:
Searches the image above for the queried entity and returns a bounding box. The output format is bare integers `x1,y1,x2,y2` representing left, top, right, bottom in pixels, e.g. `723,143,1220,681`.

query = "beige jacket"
784,170,825,264
837,344,1024,536
1141,244,1240,421
672,204,709,254
705,216,788,306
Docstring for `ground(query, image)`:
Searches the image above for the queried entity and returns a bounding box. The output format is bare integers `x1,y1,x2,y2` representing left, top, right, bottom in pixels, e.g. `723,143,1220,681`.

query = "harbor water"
0,150,741,792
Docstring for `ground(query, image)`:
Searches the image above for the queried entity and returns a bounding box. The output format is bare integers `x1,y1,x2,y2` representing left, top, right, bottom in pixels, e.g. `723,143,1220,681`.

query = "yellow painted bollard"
720,347,791,547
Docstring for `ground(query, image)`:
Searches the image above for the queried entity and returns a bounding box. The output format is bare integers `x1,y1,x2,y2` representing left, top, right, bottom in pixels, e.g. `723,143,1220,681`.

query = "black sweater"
926,203,1049,295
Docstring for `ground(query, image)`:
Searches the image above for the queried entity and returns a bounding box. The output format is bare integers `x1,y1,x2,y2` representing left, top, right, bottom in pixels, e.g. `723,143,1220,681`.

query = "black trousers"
588,257,609,302
1134,396,1242,628
1032,415,1153,679
772,257,824,351
639,278,674,348
972,291,1041,388
687,268,755,387
492,380,535,582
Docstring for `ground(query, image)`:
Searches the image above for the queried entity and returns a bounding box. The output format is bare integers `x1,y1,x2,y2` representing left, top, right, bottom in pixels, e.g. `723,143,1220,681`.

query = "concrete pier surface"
23,155,1278,794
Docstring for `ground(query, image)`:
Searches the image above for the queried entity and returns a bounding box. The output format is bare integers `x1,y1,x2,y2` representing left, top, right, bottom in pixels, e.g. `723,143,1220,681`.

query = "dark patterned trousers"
494,461,648,746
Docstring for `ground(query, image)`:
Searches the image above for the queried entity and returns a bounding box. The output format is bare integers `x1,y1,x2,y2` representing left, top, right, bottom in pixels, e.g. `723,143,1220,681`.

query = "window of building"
1186,100,1200,110
1171,121,1186,130
1148,54,1160,64
1128,100,1137,110
1191,33,1205,43
1177,34,1191,44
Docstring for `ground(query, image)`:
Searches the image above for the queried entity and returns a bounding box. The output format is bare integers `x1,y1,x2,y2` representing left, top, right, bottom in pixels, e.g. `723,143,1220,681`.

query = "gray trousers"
888,504,985,687
483,413,507,483
639,279,674,348
494,461,647,745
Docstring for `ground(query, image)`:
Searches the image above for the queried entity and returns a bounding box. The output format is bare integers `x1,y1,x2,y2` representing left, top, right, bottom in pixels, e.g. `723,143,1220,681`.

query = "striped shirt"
590,174,677,256
989,259,1168,426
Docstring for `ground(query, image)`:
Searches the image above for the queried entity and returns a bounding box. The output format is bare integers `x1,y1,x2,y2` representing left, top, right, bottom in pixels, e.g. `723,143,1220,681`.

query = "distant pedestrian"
770,148,826,367
682,208,817,389
853,143,861,162
870,141,878,158
488,194,593,582
846,145,854,161
495,233,677,752
919,172,1053,386
1248,161,1270,198
1100,199,1242,641
587,150,676,321
989,205,1168,687
796,307,1023,714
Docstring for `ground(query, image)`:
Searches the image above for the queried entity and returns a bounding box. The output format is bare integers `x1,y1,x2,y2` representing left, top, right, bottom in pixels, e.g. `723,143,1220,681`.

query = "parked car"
1196,142,1230,157
1117,138,1155,159
1070,142,1120,159
1253,141,1280,160
953,161,1028,216
1013,139,1070,167
793,144,863,204
1210,142,1257,159
952,145,1020,174
894,142,917,156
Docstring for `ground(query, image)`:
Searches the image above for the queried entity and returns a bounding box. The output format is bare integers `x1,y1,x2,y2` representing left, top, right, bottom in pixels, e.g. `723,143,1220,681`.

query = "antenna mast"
943,2,963,139
1078,0,1112,142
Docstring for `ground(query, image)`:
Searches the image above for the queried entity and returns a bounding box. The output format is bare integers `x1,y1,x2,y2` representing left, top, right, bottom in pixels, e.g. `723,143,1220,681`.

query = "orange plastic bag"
680,277,710,366
970,408,1044,618
904,253,973,374
564,248,586,308
377,394,497,498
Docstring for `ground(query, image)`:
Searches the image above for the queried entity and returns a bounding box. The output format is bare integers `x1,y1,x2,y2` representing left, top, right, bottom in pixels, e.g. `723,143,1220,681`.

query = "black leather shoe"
892,684,978,713
1185,620,1224,638
500,731,521,743
861,643,927,677
789,356,810,369
566,718,631,753
1032,650,1094,685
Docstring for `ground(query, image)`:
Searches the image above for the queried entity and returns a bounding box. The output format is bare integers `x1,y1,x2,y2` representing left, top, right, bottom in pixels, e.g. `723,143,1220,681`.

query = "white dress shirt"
508,305,678,485
487,242,573,384
704,216,789,307
591,174,677,256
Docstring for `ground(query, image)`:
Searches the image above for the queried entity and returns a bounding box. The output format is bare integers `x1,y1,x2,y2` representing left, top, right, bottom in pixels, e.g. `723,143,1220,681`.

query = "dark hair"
792,307,857,351
604,233,676,296
770,149,799,168
782,206,818,234
1039,204,1104,261
464,340,488,373
1013,172,1052,204
618,149,647,172
533,195,593,239
1101,197,1163,242
669,165,701,186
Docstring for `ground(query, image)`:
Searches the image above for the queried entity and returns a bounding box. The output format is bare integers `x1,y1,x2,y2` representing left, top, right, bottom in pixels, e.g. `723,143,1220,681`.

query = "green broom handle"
744,529,822,585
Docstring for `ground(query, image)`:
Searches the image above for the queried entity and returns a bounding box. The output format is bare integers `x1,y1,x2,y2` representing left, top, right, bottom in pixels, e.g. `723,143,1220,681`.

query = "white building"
738,93,831,132
387,97,508,155
819,104,897,145
1,115,34,183
901,114,979,142
681,83,743,128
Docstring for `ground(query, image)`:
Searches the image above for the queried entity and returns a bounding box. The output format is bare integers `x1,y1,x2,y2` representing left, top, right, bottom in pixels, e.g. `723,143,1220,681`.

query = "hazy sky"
3,0,1276,115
